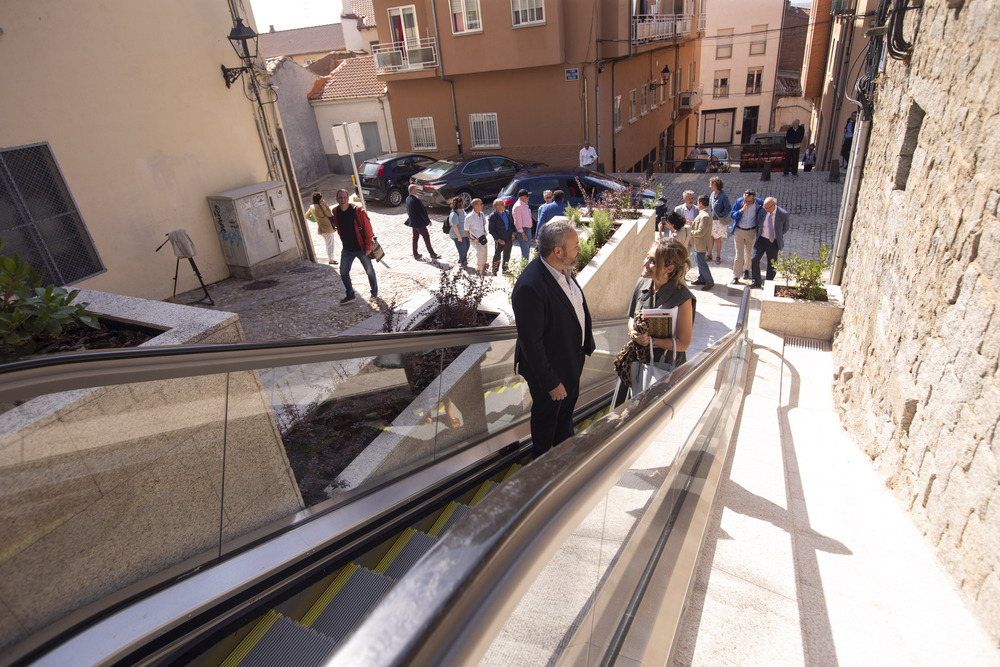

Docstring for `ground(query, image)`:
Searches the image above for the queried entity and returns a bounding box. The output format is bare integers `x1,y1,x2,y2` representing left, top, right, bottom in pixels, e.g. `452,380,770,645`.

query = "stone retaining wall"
832,0,1000,641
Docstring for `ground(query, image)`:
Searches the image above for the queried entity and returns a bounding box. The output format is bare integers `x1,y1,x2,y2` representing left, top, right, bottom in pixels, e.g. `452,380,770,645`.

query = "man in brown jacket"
690,194,714,290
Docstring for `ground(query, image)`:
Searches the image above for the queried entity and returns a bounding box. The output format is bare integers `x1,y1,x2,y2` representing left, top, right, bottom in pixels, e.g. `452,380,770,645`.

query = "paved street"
178,168,844,342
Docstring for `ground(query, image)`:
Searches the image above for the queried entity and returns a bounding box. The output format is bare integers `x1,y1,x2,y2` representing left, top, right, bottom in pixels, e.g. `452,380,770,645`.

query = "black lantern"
649,65,671,93
221,18,259,88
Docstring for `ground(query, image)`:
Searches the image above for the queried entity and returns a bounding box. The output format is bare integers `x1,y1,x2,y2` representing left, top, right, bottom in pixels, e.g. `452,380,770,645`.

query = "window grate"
469,113,499,149
0,143,103,285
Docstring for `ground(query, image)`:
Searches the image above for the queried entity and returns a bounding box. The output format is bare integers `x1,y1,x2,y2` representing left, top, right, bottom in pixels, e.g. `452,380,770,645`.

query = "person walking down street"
512,219,595,458
579,140,598,169
489,198,517,275
730,189,762,284
332,189,377,304
448,196,470,268
690,194,715,291
784,119,805,176
405,184,440,260
305,191,337,265
464,198,490,273
803,144,817,172
512,188,534,260
709,177,731,265
841,112,857,167
750,197,790,289
537,190,568,233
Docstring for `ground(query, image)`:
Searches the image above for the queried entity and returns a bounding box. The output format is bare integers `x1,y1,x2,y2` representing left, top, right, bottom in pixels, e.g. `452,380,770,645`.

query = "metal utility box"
207,180,299,280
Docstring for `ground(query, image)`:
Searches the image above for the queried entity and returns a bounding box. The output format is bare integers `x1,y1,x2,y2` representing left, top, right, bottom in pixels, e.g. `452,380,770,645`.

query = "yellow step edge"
301,563,359,628
219,610,280,667
500,463,521,483
373,529,416,575
428,502,461,537
469,481,495,506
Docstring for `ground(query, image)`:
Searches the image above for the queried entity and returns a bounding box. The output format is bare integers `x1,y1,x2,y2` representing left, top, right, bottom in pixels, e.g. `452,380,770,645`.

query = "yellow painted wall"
0,1,280,299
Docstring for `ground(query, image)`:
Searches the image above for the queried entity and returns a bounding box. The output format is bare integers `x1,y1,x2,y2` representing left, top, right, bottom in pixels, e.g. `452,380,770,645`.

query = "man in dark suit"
405,184,440,260
750,196,791,289
512,219,596,457
488,198,516,275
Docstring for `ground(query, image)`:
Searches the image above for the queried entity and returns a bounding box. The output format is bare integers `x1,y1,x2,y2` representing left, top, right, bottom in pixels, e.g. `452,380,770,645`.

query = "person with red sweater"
332,189,378,304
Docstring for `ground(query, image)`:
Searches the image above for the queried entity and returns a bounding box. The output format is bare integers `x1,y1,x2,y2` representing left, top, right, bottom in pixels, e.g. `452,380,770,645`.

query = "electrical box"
208,180,299,279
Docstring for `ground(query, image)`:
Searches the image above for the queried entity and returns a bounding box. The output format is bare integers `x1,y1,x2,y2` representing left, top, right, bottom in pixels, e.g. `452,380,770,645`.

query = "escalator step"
500,463,521,482
380,530,438,580
469,480,496,506
309,567,396,645
301,563,359,628
232,614,337,667
220,610,279,667
428,502,471,537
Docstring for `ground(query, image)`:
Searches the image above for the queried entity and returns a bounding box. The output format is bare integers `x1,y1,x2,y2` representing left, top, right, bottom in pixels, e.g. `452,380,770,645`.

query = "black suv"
498,166,656,216
410,154,543,209
358,153,436,207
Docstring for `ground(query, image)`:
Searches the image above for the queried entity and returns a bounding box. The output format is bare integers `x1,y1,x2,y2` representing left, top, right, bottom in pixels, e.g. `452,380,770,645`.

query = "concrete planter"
759,281,845,340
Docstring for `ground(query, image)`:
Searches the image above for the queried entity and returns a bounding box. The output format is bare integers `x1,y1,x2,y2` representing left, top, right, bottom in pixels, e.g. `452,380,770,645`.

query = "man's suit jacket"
754,206,790,250
511,257,595,393
405,194,431,228
488,209,516,242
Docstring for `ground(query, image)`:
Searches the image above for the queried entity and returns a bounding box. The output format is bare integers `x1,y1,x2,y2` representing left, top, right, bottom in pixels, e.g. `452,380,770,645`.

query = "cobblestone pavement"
177,169,844,342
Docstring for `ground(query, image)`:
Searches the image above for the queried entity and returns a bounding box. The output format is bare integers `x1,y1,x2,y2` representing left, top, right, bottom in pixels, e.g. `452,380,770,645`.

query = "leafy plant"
773,244,832,301
576,235,596,272
563,204,583,226
590,209,613,247
380,297,402,332
0,240,99,362
421,267,496,329
503,256,531,301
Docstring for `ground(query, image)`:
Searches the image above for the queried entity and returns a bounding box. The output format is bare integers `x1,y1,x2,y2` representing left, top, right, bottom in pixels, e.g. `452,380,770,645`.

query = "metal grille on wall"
0,143,104,285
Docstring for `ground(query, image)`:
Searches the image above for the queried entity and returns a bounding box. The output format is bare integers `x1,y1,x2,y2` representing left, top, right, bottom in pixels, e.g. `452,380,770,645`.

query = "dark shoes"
731,277,742,285
701,284,715,291
750,282,763,289
340,294,356,304
430,252,441,259
743,271,750,279
413,253,423,260
692,280,706,285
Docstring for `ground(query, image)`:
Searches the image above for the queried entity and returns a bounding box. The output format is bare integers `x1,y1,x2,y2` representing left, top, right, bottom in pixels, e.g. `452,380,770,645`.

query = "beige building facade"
369,0,706,174
0,0,307,300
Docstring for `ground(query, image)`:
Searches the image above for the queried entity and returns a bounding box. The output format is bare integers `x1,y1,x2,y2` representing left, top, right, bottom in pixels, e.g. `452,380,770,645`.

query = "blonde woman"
305,191,337,264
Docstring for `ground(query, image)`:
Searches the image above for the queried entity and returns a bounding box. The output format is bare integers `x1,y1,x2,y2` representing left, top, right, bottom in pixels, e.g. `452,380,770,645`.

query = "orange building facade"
370,0,706,173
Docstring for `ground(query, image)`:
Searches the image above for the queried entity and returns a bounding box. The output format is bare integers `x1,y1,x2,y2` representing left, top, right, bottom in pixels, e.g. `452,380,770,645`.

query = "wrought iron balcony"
372,37,438,74
632,14,694,45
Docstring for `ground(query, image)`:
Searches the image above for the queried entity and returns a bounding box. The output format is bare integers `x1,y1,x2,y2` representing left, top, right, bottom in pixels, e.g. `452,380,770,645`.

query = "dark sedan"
409,154,543,208
358,153,436,207
498,166,656,217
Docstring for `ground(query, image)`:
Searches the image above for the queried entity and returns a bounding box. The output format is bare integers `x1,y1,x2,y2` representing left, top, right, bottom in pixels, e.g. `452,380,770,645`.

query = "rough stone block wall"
833,0,1000,643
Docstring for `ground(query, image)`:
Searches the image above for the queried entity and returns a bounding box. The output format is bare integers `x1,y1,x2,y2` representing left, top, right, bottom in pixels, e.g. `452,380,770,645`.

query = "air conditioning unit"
679,92,693,109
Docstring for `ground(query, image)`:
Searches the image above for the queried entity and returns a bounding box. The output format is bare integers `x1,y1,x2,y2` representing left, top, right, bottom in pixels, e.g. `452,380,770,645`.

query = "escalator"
1,288,752,666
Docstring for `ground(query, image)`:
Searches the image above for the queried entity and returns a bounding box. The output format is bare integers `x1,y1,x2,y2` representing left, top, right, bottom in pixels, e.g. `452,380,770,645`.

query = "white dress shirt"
543,258,586,345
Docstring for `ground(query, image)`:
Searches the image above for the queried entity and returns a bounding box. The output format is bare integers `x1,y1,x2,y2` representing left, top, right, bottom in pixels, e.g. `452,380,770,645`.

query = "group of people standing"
654,177,790,291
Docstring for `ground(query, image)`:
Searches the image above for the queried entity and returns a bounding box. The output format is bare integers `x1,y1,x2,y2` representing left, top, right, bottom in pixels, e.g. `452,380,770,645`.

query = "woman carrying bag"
613,238,696,404
306,191,337,264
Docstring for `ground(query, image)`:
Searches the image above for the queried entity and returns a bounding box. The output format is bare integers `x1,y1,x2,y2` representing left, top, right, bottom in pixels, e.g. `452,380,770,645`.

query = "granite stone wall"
832,0,1000,642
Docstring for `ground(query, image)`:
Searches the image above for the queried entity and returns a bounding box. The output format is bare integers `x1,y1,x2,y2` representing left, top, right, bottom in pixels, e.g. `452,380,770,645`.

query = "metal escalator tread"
500,463,521,483
219,610,280,667
236,614,338,667
428,502,469,537
301,563,359,628
379,530,439,580
468,480,496,506
309,566,396,645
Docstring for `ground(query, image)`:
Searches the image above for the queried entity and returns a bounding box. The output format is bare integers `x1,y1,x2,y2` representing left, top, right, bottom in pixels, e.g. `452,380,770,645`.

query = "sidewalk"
672,309,1000,665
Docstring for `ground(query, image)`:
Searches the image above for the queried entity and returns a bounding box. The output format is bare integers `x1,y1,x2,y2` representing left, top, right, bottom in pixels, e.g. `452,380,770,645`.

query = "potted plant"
759,244,845,340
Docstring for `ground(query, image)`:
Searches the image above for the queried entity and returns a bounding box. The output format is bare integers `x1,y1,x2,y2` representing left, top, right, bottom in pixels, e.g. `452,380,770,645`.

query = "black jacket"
405,194,432,228
488,209,516,242
512,257,595,392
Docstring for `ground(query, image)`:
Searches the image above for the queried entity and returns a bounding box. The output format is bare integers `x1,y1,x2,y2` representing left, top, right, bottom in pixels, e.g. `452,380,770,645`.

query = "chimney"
269,25,276,33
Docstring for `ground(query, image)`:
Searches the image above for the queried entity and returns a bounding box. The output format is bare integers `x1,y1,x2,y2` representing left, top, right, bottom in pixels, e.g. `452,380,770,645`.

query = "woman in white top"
464,198,489,273
665,211,690,250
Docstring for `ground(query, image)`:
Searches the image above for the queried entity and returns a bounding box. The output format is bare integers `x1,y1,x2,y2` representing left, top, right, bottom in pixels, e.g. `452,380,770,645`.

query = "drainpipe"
830,114,870,285
429,0,463,156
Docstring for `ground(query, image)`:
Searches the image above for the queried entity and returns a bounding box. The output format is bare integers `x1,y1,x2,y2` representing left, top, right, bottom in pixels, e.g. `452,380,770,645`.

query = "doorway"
742,106,759,141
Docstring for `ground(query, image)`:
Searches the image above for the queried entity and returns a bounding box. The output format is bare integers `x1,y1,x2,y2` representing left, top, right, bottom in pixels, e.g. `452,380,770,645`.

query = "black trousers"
784,146,800,174
525,374,579,459
492,239,513,274
751,236,780,285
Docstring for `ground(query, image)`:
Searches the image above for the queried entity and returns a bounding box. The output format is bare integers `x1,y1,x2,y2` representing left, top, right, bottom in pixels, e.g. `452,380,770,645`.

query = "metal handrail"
0,319,624,404
325,288,752,666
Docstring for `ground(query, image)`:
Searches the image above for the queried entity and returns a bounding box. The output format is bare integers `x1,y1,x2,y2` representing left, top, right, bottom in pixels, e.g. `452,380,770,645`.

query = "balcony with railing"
698,11,707,32
372,37,438,75
632,14,694,45
679,86,703,110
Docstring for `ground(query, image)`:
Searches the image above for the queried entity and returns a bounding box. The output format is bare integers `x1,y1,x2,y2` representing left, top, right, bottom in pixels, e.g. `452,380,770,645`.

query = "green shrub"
504,256,531,300
576,235,596,272
590,210,613,247
0,240,99,362
563,205,582,226
772,244,832,301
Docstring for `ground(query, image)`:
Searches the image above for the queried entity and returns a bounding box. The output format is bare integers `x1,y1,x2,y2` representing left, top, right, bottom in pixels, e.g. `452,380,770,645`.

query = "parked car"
357,153,437,207
409,154,544,208
739,132,786,172
677,147,732,173
498,166,657,217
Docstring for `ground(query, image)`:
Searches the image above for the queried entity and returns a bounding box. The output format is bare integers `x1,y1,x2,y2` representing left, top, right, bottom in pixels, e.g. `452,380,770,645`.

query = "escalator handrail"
325,288,752,666
0,318,627,403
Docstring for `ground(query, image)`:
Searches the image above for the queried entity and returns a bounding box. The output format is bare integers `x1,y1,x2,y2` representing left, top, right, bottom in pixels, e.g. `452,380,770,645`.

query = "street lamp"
649,64,671,93
221,18,259,88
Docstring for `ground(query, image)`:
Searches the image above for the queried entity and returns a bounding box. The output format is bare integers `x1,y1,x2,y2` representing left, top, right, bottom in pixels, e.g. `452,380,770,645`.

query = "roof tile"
308,56,385,101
